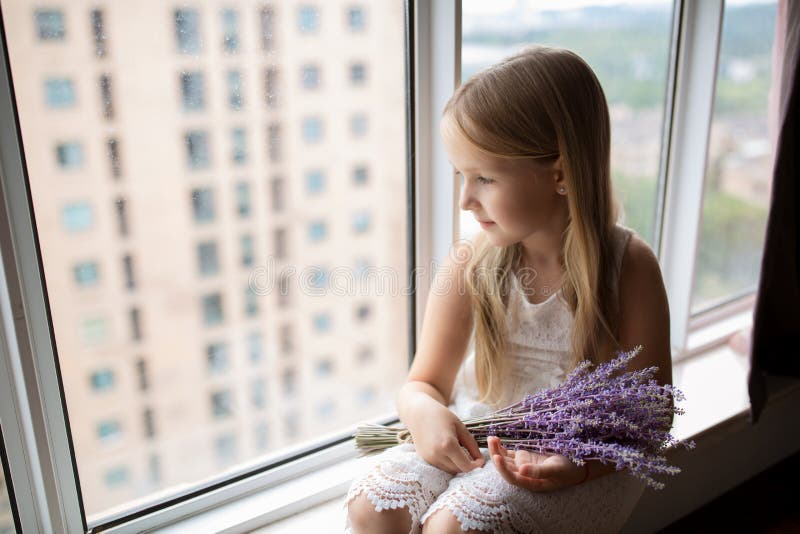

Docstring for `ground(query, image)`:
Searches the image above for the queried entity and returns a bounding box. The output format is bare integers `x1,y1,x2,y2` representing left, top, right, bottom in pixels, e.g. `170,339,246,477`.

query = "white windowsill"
150,313,797,534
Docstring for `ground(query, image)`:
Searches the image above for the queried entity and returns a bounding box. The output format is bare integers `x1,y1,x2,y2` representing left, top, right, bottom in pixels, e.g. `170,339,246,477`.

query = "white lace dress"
344,225,646,534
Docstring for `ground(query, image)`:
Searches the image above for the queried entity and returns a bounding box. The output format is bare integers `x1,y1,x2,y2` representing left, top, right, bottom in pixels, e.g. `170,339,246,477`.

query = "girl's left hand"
487,436,585,492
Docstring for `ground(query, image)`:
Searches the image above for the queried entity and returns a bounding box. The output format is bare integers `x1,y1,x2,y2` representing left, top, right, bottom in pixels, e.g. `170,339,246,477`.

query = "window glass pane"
3,0,407,520
691,0,778,312
0,461,15,533
460,0,675,247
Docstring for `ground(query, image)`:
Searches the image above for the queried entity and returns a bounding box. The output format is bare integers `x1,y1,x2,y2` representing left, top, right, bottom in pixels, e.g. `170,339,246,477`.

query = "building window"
81,317,107,345
245,286,258,318
207,342,229,374
74,261,99,287
29,69,53,109
122,254,135,290
235,181,250,216
350,113,368,137
278,272,290,308
271,177,284,212
107,138,122,178
317,399,335,419
186,130,210,169
251,378,267,409
298,6,318,33
268,123,281,162
130,307,142,341
265,67,278,108
180,71,205,111
100,74,113,119
232,128,247,164
115,197,129,237
104,466,129,488
353,211,371,233
353,165,368,185
274,227,287,259
221,9,239,53
313,312,331,332
305,170,325,194
136,358,149,391
308,220,326,242
260,6,274,51
56,142,83,168
91,9,107,57
97,419,121,442
35,9,65,40
202,293,224,326
355,303,371,321
191,188,215,223
357,387,376,406
347,6,365,31
282,368,296,396
148,454,161,484
241,234,254,267
314,359,333,378
301,64,320,89
228,70,243,110
62,203,93,232
350,63,366,85
357,346,374,364
254,423,269,451
279,324,293,354
90,369,114,391
198,241,219,276
175,8,201,54
143,408,156,439
214,433,237,464
303,117,323,143
211,390,233,418
310,266,328,289
248,332,263,363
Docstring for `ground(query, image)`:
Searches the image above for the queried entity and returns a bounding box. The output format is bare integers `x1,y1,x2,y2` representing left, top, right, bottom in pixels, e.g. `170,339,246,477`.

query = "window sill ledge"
150,339,800,533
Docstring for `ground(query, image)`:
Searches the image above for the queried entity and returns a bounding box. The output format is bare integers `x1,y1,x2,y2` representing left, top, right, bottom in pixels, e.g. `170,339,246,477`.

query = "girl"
344,45,672,534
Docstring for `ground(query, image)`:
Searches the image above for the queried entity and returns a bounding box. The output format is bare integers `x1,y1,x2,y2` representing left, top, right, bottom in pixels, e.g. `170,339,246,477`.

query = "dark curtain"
749,0,800,425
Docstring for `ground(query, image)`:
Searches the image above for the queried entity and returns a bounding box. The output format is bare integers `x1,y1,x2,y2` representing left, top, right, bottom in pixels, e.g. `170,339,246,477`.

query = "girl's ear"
552,157,567,195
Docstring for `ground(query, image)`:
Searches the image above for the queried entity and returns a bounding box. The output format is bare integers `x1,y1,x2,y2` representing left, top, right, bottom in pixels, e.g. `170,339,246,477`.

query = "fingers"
447,440,481,473
455,424,484,465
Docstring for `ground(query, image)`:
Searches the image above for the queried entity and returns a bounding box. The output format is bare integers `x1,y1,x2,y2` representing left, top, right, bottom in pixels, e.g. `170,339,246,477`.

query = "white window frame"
0,0,766,531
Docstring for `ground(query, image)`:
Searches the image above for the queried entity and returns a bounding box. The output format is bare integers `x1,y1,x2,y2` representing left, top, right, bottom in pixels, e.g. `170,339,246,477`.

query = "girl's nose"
458,180,477,212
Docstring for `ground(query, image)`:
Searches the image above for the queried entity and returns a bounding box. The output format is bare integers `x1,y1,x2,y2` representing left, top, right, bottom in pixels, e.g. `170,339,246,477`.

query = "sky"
463,0,775,15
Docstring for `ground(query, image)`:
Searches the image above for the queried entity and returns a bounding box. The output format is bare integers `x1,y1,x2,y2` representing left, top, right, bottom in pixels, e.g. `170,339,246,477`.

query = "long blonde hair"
445,45,623,406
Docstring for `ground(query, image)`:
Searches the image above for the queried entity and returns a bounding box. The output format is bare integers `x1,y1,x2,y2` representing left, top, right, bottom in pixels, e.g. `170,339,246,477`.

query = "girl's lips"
479,220,495,228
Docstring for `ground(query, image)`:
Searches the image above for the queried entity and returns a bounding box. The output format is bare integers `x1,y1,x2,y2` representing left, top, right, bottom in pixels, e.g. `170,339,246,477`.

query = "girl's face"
441,119,568,251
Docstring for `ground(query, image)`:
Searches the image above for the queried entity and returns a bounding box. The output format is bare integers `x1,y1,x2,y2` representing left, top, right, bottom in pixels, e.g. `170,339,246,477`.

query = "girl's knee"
347,493,413,534
422,507,489,534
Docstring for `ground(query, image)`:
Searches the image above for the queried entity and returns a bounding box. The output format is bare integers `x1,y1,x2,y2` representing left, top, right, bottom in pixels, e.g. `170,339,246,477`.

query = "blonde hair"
444,45,623,406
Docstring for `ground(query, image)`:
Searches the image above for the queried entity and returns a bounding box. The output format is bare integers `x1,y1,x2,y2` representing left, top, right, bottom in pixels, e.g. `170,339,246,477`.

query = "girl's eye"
477,176,493,185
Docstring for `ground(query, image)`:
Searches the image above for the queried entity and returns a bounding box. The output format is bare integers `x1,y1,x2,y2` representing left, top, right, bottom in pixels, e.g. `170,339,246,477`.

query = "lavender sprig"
353,345,695,490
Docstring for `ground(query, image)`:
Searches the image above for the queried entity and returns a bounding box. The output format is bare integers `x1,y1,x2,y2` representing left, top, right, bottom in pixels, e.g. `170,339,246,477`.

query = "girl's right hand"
406,403,485,475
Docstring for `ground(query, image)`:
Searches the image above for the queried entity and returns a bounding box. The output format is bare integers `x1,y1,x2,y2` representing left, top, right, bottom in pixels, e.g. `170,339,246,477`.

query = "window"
317,399,335,419
107,138,122,178
90,369,114,391
191,188,215,223
221,9,239,53
347,6,365,31
309,266,328,289
265,67,278,108
74,262,99,287
350,113,368,137
62,203,93,232
211,390,233,418
271,177,284,211
135,358,149,392
254,422,269,451
350,63,366,85
308,220,326,241
44,78,75,109
356,387,376,406
175,9,201,54
260,6,275,50
122,254,135,289
91,9,107,57
186,131,210,169
302,117,323,142
355,303,371,321
143,408,156,439
247,332,263,364
244,286,258,317
268,123,281,162
240,234,254,267
35,9,65,40
197,241,219,276
251,378,267,409
56,142,83,168
352,211,370,233
207,342,229,374
214,434,237,464
115,197,129,237
235,182,250,216
357,345,374,364
202,293,224,326
231,128,247,164
301,64,320,89
148,454,161,485
129,307,142,341
100,74,113,119
274,227,287,259
306,170,324,194
278,272,290,308
97,420,121,442
104,467,129,488
312,312,331,332
353,164,368,185
181,72,205,111
228,70,243,110
281,368,296,396
279,323,293,354
314,359,333,377
298,6,318,33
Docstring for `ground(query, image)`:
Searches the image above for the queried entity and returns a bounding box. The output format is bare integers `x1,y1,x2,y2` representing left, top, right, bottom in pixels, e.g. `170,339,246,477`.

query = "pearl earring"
559,187,566,194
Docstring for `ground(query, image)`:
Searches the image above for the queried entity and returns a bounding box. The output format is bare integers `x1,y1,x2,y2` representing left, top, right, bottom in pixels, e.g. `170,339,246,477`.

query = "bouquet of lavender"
354,345,695,490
